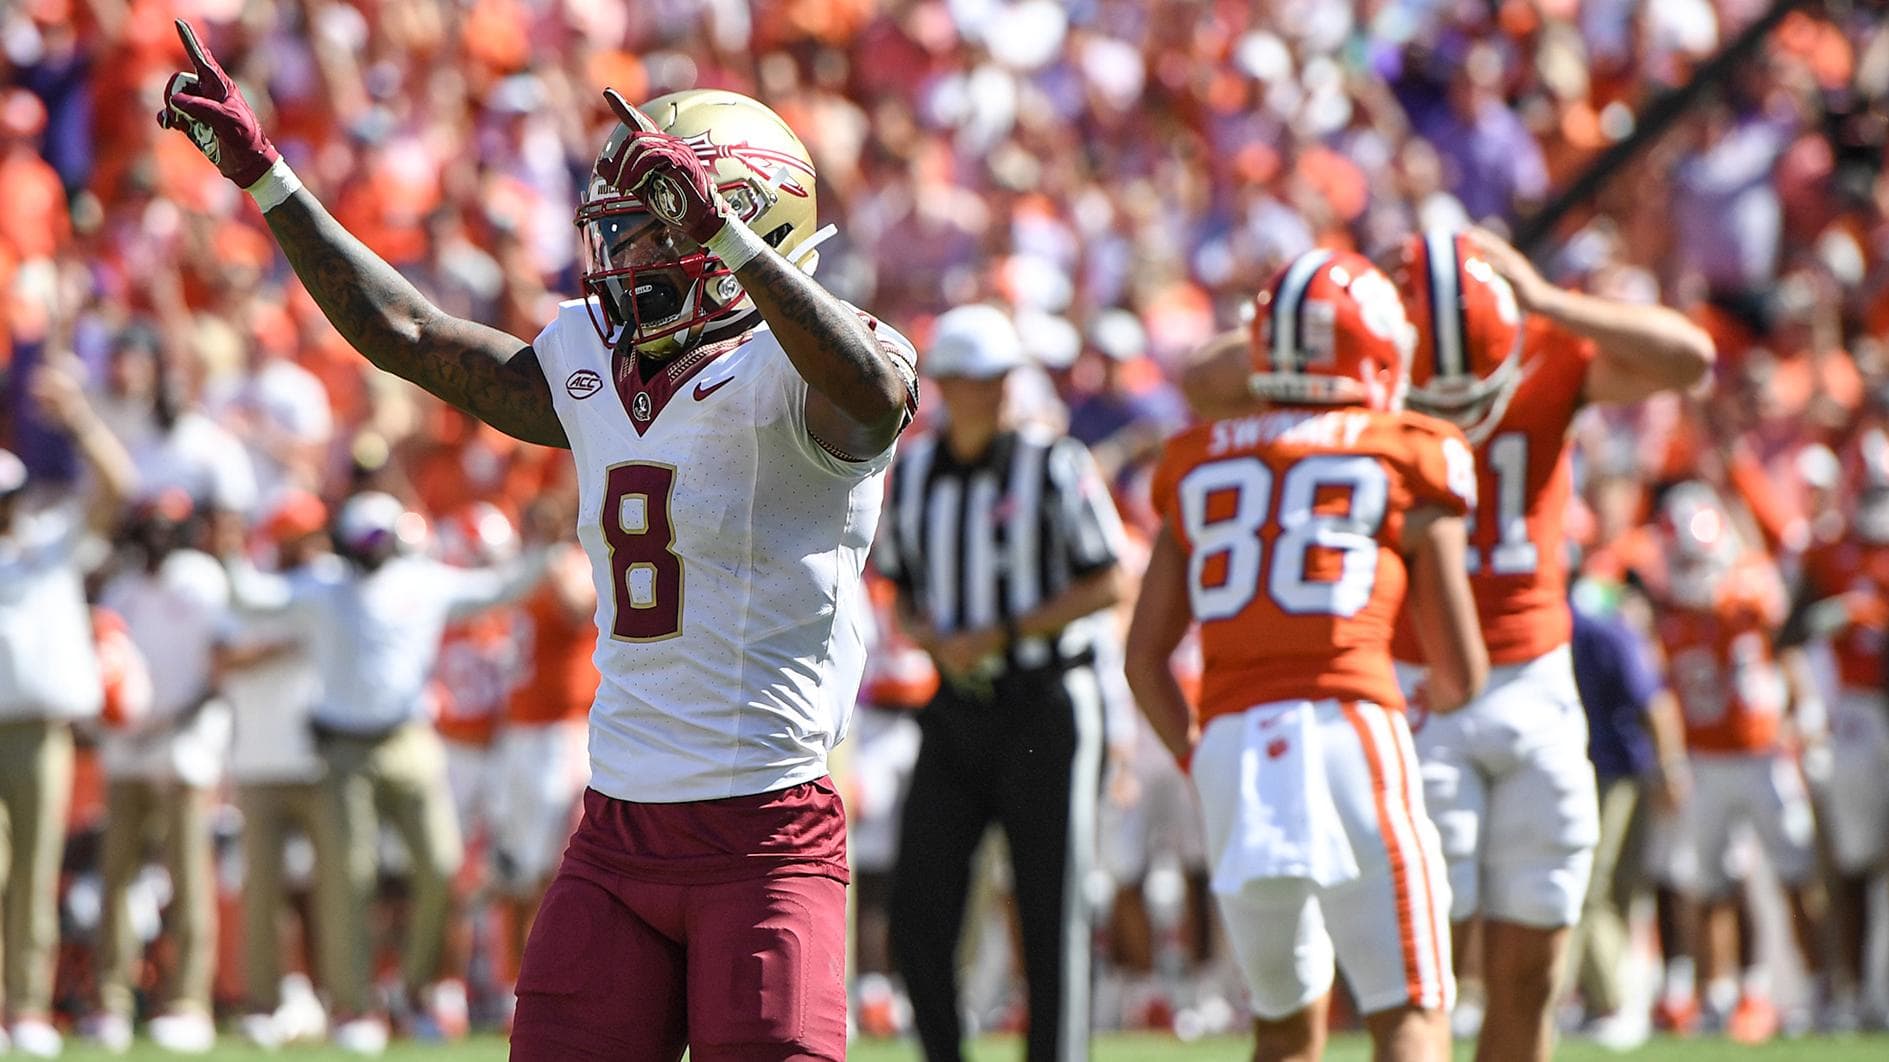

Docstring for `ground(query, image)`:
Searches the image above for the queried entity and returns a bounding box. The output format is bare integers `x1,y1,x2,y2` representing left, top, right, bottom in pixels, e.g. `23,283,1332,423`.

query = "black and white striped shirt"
876,425,1126,670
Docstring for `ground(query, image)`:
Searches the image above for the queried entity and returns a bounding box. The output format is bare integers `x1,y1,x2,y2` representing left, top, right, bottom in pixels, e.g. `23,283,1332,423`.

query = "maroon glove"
155,20,280,188
596,89,729,245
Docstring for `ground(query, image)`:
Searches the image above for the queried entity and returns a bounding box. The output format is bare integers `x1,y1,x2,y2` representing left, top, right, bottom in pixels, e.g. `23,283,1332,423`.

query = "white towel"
1210,701,1361,895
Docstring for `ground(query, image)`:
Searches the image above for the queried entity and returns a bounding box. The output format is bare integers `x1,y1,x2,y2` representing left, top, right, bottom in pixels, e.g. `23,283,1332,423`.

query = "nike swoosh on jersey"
694,376,737,401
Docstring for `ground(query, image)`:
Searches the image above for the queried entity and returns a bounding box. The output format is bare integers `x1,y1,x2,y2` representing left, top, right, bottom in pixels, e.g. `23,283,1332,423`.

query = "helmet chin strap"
790,224,838,274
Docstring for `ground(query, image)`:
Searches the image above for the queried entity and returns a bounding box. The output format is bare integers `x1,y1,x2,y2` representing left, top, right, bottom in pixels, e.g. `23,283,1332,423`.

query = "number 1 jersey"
1150,408,1475,724
1395,318,1596,667
532,299,911,803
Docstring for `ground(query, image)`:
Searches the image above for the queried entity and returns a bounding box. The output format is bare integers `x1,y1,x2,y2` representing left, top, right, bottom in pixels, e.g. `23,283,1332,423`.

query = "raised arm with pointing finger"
161,21,921,1058
157,21,565,447
156,20,913,457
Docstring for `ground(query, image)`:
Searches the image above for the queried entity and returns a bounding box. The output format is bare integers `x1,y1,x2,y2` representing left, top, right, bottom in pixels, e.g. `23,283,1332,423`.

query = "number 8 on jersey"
602,462,684,640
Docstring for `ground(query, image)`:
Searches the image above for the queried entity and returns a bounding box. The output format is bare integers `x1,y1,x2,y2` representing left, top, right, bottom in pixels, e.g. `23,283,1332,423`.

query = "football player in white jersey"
158,21,916,1060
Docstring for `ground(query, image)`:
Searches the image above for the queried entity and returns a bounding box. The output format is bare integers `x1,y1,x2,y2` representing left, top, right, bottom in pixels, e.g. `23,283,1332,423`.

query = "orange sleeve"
1524,317,1600,416
1727,557,1788,628
1397,414,1477,517
1148,433,1194,539
1725,450,1795,554
1530,316,1599,374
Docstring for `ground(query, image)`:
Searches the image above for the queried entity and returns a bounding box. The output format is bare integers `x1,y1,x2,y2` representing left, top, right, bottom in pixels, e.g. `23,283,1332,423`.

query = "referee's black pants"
890,663,1105,1062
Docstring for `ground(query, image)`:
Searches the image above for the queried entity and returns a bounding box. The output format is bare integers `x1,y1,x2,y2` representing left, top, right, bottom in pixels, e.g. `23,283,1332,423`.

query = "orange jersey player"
1652,496,1790,756
1128,249,1487,1062
1395,229,1714,1062
483,532,598,988
492,537,598,890
1647,483,1822,1032
1783,427,1889,714
1778,428,1889,1012
428,502,526,847
845,573,935,880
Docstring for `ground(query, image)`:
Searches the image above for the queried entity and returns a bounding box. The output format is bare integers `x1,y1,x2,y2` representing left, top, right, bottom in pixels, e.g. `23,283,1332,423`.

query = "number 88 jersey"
1150,407,1476,726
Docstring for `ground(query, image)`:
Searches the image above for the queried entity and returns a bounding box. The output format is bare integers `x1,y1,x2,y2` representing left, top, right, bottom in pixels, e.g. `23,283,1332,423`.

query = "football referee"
878,305,1129,1062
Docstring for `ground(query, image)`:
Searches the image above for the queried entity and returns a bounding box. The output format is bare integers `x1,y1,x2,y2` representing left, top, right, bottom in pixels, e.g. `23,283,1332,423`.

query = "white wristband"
245,158,303,214
703,218,768,271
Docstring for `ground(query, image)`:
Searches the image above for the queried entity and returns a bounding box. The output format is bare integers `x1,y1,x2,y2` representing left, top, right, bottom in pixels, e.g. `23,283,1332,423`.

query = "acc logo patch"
565,369,603,400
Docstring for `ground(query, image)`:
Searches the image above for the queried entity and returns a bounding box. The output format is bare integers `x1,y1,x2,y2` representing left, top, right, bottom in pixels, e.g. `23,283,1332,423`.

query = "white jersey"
532,299,909,803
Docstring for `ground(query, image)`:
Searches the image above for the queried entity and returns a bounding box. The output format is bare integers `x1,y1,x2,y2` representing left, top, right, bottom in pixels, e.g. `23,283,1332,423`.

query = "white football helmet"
1659,482,1739,610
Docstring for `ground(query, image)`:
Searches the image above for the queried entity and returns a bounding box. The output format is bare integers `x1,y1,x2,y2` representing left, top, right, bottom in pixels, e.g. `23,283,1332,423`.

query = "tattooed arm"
155,21,565,449
264,192,568,449
733,246,912,459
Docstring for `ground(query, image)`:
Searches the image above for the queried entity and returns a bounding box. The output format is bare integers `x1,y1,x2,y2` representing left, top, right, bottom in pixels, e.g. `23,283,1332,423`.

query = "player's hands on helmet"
1405,676,1460,721
155,20,280,188
1160,728,1198,775
598,89,730,246
1464,226,1552,313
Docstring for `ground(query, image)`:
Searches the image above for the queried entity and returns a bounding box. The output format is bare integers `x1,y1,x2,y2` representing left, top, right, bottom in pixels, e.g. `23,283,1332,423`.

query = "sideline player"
487,499,597,1000
1648,483,1824,1040
1127,249,1488,1062
429,502,524,1034
157,20,916,1061
1778,427,1889,1028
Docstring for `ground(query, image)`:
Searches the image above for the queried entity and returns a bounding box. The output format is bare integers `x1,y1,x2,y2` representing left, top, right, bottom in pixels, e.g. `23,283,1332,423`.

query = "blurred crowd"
6,0,1889,1054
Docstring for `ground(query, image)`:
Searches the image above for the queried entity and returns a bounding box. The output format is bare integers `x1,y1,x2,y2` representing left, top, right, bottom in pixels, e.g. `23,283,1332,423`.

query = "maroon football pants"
510,783,849,1061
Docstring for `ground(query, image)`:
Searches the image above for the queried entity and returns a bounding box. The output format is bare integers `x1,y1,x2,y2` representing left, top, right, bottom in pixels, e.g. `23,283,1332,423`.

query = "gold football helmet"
576,89,832,358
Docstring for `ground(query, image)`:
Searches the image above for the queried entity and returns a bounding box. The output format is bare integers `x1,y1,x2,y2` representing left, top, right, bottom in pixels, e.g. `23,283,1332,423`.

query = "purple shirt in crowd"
1572,602,1661,781
1419,99,1548,223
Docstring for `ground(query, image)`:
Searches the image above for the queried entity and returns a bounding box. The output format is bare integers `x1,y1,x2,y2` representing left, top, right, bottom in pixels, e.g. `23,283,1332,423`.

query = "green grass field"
53,1032,1889,1060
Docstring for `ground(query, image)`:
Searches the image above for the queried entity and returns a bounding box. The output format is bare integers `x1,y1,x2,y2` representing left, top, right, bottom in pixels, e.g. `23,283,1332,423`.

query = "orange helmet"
1394,230,1524,444
1248,249,1414,412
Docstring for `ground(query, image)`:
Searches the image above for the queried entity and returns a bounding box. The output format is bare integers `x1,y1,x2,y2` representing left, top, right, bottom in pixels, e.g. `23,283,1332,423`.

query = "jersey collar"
611,329,754,436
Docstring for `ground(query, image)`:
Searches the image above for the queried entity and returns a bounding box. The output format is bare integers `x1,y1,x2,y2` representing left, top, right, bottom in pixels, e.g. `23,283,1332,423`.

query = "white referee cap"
924,304,1025,380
